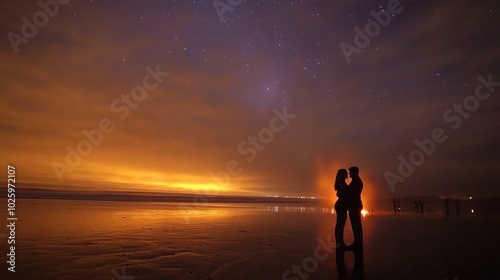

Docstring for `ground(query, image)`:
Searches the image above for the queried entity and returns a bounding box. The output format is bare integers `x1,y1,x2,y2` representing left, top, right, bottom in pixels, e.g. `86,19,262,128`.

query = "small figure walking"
414,201,419,214
445,198,450,218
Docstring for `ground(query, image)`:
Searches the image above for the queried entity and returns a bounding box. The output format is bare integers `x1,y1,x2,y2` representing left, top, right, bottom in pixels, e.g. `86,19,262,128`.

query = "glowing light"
469,196,472,200
471,209,474,213
361,209,368,217
75,164,236,194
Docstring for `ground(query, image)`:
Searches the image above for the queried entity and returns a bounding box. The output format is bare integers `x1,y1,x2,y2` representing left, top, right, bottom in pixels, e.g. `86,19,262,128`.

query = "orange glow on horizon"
56,163,256,195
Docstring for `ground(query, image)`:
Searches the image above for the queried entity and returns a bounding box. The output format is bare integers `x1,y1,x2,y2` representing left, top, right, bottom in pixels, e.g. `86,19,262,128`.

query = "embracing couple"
334,166,364,274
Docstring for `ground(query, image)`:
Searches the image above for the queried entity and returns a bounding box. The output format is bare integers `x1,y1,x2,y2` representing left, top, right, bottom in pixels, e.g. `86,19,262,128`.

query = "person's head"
348,166,359,178
334,169,348,190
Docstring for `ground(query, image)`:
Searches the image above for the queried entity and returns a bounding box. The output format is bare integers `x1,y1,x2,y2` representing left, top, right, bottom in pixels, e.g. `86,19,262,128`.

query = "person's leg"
335,204,348,271
349,207,364,271
335,204,347,247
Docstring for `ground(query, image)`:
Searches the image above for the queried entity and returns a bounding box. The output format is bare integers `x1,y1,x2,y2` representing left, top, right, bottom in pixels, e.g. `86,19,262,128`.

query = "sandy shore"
0,199,498,279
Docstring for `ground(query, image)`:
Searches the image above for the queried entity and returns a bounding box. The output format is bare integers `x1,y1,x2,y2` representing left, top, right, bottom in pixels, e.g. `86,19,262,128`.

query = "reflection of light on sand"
23,201,236,235
171,207,234,224
333,209,369,217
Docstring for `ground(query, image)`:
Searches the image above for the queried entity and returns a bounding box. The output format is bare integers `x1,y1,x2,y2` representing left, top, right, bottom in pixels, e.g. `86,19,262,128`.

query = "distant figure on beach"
392,197,398,215
419,201,424,214
347,166,364,273
455,199,461,217
397,198,401,214
334,169,350,272
445,198,450,218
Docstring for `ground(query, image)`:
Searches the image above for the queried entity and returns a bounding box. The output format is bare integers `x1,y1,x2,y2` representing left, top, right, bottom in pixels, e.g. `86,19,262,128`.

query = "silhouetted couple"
334,166,364,274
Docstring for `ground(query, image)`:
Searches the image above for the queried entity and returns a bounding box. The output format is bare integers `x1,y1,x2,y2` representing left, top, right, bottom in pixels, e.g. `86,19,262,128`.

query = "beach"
0,198,499,280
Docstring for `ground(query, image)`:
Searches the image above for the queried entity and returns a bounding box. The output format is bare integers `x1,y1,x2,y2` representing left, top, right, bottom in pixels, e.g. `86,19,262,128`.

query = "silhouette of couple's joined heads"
335,166,359,182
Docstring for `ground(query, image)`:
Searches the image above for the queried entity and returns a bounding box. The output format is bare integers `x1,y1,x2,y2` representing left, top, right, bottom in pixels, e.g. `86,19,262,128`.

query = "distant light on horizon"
265,195,326,200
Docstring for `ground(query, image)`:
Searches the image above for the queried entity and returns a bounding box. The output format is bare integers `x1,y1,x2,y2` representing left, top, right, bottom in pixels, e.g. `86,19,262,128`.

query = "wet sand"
0,198,498,279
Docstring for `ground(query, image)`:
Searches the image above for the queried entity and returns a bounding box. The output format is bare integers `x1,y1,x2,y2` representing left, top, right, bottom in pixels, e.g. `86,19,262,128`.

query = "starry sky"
1,0,499,199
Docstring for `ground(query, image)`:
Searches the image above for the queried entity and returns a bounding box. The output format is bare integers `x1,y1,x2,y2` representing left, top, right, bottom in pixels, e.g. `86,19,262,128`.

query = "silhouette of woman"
334,168,349,271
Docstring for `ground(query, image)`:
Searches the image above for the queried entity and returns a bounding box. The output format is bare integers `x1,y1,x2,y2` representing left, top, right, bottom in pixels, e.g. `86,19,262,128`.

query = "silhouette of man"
347,166,364,273
455,199,461,217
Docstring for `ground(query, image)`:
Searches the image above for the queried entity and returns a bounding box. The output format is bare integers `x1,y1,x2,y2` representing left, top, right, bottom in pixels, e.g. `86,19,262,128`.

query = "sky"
1,0,499,199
